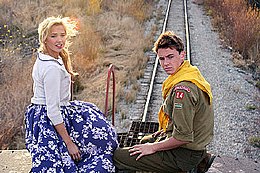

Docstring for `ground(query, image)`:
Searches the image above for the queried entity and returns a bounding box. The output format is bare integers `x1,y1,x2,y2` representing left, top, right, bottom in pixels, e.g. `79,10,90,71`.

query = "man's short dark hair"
153,31,184,54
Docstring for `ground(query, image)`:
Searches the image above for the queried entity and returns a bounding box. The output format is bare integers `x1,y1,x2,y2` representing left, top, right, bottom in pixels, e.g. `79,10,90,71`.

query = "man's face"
158,48,185,75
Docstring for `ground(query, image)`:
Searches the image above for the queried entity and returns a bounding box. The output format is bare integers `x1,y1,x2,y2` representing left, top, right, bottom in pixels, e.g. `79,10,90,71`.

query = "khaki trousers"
113,147,206,173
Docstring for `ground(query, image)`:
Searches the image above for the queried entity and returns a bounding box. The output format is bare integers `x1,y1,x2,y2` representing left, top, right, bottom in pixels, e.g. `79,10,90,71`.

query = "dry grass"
0,0,154,149
0,49,33,149
74,0,152,110
105,0,153,22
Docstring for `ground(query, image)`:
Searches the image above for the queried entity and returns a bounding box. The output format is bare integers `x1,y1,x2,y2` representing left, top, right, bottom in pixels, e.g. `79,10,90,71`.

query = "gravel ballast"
188,1,259,161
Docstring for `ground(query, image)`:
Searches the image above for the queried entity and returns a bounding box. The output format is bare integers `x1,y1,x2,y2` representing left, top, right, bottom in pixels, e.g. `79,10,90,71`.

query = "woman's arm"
55,123,81,161
44,65,80,161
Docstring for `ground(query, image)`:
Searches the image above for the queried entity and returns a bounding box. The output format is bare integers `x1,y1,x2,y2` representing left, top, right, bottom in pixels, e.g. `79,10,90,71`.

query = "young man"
113,31,215,173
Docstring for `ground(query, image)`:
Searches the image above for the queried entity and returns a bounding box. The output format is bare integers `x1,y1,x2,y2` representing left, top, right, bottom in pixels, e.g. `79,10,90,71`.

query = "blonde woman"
24,16,118,172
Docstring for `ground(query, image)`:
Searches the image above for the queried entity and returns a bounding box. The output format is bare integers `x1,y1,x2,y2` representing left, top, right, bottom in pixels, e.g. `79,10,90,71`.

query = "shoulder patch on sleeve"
174,85,191,92
175,91,184,99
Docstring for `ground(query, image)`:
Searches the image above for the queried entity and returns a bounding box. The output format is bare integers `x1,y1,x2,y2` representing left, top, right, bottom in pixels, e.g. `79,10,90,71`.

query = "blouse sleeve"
43,66,63,125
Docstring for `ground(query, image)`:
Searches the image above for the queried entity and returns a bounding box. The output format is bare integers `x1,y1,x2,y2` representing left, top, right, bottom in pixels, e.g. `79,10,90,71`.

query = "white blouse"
31,52,71,125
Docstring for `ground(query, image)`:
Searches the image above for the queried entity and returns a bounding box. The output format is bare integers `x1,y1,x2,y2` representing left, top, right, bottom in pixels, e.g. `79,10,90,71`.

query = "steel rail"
142,0,172,122
117,0,192,148
142,0,191,122
184,0,191,62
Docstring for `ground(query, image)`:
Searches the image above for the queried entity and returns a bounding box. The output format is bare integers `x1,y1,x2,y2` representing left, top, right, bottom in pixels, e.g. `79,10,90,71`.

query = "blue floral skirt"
24,100,118,173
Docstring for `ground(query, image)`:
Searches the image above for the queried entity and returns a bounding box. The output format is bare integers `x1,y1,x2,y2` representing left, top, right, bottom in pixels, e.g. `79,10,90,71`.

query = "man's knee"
114,147,129,160
113,147,138,171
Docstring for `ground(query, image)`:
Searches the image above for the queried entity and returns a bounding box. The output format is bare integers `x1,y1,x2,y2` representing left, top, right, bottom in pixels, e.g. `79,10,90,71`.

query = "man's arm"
129,137,189,160
153,136,189,151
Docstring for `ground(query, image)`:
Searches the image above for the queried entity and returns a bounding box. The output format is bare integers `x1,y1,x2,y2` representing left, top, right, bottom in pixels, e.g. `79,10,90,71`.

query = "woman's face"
45,24,66,58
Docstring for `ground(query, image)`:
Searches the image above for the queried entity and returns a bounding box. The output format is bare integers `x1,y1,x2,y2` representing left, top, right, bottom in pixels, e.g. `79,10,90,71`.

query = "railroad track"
117,0,192,148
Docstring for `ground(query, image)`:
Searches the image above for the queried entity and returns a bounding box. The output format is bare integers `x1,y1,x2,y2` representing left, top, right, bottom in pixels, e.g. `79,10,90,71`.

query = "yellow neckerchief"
158,60,213,130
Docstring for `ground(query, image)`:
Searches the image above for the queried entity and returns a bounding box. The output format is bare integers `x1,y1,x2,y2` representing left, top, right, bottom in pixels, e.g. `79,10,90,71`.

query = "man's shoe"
197,153,216,173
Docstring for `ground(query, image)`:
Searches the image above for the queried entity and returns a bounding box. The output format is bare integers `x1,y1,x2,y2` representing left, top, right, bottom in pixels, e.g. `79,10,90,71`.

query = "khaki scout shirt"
162,81,214,150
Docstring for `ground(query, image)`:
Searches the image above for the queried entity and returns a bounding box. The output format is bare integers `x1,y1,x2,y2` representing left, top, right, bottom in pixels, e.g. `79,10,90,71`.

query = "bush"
205,0,260,70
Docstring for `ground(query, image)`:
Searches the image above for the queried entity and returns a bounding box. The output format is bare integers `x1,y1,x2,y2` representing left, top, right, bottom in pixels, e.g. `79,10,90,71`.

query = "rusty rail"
104,64,116,126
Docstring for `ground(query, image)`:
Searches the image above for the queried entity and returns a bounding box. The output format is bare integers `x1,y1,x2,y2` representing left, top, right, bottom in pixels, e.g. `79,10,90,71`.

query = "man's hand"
129,137,190,161
129,143,156,161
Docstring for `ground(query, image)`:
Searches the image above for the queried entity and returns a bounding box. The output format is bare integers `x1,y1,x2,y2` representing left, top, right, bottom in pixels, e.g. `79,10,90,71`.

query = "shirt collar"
38,52,63,65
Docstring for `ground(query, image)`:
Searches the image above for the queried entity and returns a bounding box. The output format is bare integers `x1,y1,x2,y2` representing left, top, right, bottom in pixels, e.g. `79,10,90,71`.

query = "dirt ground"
0,150,31,173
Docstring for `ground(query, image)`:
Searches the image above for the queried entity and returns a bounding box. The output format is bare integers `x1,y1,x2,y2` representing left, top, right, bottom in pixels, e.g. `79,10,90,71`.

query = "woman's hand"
129,143,156,161
66,141,81,161
54,123,81,162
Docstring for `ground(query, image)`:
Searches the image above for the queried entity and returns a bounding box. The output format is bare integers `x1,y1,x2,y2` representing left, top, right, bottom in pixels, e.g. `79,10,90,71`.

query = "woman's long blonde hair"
38,16,78,76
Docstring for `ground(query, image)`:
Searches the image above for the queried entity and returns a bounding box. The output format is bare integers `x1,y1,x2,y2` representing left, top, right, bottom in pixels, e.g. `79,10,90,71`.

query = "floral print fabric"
25,101,118,173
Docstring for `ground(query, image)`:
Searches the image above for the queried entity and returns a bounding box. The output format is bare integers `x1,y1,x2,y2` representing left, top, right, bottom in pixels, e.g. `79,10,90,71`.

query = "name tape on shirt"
174,85,191,92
